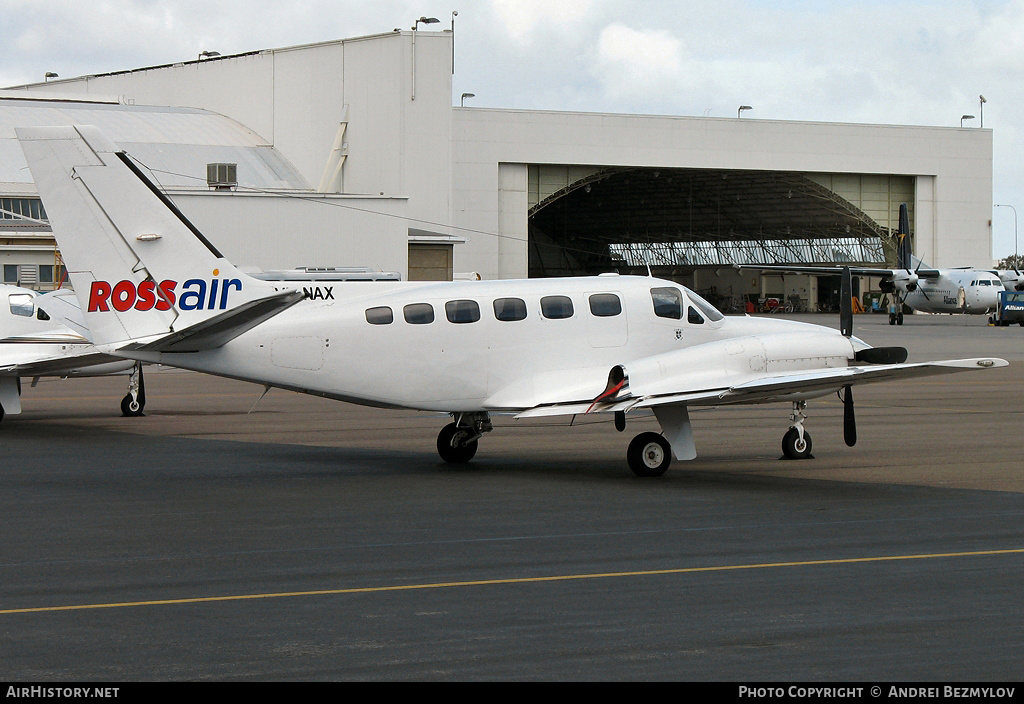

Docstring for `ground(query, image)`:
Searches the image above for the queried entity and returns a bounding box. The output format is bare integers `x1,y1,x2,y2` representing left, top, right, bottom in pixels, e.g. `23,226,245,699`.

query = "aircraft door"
586,291,628,348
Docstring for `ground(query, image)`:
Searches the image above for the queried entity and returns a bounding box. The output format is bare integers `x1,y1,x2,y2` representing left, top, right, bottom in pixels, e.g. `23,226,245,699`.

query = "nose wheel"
781,401,813,459
120,362,146,417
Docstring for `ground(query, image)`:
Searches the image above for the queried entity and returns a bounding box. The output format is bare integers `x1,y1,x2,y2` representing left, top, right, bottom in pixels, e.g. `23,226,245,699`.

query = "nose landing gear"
782,400,813,459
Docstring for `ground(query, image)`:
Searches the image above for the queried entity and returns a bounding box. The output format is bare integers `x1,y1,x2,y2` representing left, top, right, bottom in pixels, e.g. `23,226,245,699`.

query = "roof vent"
206,163,237,190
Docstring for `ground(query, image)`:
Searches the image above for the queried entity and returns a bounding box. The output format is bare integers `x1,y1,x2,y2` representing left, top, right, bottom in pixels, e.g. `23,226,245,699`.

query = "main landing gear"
626,432,672,477
437,412,492,464
120,362,146,417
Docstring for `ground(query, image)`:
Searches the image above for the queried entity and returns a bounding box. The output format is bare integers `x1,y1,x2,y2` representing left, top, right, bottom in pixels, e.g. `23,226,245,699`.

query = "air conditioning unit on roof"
206,163,237,190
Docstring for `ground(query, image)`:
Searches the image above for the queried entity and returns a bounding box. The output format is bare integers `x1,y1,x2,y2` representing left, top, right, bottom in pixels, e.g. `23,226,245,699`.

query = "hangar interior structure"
1,26,993,313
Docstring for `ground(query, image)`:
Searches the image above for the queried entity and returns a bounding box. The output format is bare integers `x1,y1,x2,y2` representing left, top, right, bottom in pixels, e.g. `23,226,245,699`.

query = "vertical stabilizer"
16,125,290,347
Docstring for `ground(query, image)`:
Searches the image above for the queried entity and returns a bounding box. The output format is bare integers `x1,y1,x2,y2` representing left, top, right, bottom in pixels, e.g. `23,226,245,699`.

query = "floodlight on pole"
961,114,975,127
461,92,475,107
738,105,752,118
980,95,987,127
414,16,440,30
198,51,220,60
44,72,58,82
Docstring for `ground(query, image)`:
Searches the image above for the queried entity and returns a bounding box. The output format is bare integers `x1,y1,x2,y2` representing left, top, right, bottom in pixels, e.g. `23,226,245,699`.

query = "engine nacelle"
879,278,895,293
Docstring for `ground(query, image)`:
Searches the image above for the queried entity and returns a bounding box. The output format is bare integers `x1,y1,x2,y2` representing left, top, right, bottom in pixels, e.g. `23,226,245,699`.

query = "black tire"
437,422,478,463
627,432,672,477
889,313,896,326
896,312,904,325
782,427,813,459
120,394,145,417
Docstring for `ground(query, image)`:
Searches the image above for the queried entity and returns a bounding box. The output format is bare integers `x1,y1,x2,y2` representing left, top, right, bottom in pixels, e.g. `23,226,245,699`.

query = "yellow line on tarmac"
2,548,1021,615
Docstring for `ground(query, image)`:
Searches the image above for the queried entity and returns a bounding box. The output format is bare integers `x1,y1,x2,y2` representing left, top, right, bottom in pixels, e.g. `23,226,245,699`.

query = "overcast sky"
3,0,1023,259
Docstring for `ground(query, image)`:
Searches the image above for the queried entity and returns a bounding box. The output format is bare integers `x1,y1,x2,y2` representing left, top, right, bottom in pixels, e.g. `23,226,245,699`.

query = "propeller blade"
840,266,853,337
843,385,857,447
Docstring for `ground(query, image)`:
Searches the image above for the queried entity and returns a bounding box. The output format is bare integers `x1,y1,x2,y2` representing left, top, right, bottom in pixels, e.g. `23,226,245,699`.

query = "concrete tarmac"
0,312,1022,680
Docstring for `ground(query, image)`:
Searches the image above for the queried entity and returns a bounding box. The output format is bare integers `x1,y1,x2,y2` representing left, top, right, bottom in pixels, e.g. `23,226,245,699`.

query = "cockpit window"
685,289,725,322
9,293,34,317
650,287,682,319
687,307,705,324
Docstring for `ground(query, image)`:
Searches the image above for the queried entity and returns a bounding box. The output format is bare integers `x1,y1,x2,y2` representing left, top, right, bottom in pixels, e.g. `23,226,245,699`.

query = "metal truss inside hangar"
527,166,915,280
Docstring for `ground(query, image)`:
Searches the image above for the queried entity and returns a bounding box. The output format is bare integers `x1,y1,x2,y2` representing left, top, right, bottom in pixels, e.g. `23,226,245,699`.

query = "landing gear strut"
782,400,813,459
120,362,146,417
437,412,492,463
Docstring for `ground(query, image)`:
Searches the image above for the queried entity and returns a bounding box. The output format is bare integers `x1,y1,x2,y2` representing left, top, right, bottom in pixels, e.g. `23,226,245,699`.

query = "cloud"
594,24,684,99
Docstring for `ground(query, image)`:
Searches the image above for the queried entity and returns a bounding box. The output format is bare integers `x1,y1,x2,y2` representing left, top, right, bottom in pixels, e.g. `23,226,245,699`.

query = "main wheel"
627,432,672,477
889,313,896,325
782,427,813,459
896,312,904,325
437,422,478,463
120,394,145,417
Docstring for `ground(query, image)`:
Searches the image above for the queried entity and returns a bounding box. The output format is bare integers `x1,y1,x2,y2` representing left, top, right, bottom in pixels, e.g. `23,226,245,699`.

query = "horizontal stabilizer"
126,290,305,353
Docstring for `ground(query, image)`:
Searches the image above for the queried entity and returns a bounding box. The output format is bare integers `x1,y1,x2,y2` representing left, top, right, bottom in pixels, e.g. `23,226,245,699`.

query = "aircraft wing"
0,350,134,378
515,358,1007,419
735,264,943,279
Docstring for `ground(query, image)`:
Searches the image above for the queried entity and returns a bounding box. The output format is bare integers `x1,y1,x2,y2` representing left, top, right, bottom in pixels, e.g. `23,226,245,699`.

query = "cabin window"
687,307,705,324
445,299,481,324
541,295,574,319
9,293,34,317
365,306,394,325
686,289,726,322
589,293,622,317
403,303,435,324
650,287,682,319
493,297,527,321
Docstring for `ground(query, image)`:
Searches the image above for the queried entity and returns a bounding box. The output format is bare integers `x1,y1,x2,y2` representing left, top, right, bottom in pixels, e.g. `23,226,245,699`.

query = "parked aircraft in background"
17,125,1009,475
0,283,143,422
992,268,1024,291
739,204,1002,324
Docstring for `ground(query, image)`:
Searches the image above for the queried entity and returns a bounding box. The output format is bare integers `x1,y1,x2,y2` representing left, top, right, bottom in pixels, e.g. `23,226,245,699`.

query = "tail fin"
17,125,294,347
896,203,912,271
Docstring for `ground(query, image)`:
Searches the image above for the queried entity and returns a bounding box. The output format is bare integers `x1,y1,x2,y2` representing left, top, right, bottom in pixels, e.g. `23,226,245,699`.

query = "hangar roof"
0,96,309,192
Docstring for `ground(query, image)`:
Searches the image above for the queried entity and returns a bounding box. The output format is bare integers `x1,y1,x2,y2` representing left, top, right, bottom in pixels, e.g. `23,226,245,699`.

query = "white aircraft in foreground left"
0,283,145,421
17,125,1009,475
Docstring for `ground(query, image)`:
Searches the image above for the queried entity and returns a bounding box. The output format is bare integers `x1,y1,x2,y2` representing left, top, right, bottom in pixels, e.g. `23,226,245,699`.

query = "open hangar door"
527,166,912,312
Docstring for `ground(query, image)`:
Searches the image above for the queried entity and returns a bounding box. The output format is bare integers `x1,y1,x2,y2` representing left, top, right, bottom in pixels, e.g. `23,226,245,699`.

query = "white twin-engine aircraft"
0,283,145,421
17,125,1008,475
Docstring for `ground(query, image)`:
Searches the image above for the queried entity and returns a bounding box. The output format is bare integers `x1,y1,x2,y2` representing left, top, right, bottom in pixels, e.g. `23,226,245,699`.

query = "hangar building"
1,27,993,311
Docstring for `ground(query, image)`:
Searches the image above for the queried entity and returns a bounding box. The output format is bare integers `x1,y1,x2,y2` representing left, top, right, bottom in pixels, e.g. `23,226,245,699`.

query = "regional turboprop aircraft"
0,283,144,421
740,204,1002,325
17,125,1009,475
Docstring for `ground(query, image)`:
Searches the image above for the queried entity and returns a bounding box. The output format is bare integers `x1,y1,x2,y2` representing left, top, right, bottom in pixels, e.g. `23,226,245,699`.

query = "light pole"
995,203,1018,265
44,72,58,82
410,17,439,101
961,114,975,127
980,95,986,128
738,105,752,118
198,50,220,60
460,92,475,107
